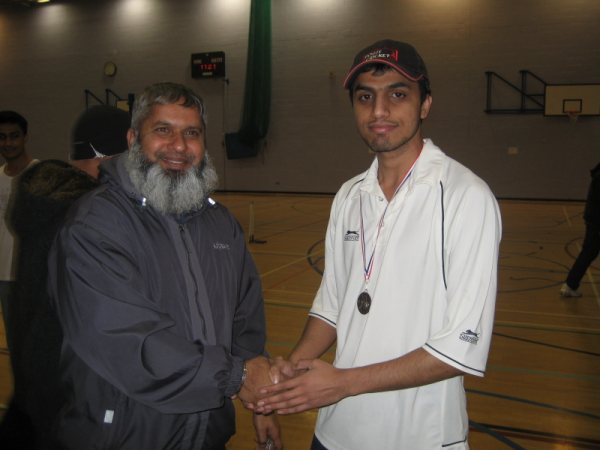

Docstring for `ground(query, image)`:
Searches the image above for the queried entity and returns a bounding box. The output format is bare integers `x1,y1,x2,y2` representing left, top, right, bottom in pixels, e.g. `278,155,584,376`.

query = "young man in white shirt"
254,40,502,450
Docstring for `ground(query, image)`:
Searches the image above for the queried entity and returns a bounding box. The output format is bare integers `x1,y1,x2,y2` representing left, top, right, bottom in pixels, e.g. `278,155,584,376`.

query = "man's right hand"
238,356,275,404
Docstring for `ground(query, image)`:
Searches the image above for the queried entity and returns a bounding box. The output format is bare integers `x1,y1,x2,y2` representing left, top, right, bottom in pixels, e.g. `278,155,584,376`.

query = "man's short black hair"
0,110,28,135
347,63,431,104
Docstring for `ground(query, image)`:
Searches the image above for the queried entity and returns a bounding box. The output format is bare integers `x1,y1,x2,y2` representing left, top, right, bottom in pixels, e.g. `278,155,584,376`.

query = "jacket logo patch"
104,410,114,424
344,230,360,241
459,329,479,345
213,242,230,250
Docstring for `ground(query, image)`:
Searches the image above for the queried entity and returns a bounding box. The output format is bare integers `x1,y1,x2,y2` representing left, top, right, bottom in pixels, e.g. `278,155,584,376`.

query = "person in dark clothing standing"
561,163,600,297
0,105,131,450
47,82,281,450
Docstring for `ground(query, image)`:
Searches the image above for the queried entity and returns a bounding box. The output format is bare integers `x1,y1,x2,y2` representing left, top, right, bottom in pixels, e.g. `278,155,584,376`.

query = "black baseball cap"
71,105,130,160
343,39,429,89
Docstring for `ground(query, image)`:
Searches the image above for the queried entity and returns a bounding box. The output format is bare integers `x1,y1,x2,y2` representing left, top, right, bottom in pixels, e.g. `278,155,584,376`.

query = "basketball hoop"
566,110,580,124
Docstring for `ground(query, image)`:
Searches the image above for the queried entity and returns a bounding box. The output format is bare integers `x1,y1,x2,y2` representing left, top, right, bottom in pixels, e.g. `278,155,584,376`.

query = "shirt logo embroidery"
459,329,480,345
344,230,360,241
213,242,230,250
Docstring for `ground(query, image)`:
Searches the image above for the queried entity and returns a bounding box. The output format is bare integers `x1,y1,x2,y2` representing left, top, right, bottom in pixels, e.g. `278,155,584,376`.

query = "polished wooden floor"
1,194,598,449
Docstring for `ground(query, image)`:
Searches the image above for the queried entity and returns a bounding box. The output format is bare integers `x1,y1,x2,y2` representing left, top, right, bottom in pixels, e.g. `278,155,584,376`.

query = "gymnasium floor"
1,193,599,449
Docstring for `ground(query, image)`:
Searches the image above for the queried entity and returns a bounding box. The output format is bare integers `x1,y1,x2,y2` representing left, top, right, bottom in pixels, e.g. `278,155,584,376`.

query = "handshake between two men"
236,355,348,416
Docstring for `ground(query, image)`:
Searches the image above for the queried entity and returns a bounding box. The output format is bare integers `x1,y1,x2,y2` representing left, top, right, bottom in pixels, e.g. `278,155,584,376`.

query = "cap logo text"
362,48,399,63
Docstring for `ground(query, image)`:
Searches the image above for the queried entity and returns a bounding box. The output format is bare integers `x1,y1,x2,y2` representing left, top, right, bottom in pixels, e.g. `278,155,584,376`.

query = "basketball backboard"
544,84,600,116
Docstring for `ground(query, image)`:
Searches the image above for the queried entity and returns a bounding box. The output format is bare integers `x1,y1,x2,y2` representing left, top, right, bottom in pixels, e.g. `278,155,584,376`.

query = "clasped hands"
237,355,348,415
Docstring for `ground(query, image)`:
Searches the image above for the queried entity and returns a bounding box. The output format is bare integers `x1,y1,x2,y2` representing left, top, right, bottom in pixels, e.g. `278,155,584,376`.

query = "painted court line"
259,250,324,279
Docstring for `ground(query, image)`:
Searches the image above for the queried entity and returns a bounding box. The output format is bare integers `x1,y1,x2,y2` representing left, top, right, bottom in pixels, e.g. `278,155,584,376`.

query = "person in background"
47,82,281,450
253,40,502,450
0,110,38,447
561,162,600,297
0,105,131,450
0,110,37,334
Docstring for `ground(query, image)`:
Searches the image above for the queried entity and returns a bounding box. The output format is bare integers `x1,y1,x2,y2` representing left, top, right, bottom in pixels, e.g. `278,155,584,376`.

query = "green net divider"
226,0,271,159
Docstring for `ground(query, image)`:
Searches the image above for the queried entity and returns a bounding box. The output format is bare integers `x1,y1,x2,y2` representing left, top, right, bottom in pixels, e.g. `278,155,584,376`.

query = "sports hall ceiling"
0,0,42,6
0,0,65,7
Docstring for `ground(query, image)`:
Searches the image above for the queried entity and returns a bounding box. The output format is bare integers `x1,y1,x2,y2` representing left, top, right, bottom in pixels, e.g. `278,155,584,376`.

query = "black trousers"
311,435,328,450
566,223,600,290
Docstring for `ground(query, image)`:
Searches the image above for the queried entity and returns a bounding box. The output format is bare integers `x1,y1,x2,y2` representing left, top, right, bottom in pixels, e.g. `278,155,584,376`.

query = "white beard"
124,141,219,215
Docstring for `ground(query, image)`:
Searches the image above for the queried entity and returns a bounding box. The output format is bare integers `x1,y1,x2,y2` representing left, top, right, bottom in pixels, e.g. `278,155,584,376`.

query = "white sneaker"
560,283,582,298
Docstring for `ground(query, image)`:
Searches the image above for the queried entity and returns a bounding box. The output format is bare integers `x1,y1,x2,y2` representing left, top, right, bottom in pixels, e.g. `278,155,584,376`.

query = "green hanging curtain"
225,0,271,159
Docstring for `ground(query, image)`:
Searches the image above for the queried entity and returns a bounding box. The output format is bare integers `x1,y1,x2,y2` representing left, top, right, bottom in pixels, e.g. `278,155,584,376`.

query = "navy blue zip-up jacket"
48,154,266,449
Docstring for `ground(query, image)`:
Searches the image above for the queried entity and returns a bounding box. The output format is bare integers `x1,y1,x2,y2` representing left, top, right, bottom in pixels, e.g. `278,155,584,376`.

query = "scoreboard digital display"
191,52,226,79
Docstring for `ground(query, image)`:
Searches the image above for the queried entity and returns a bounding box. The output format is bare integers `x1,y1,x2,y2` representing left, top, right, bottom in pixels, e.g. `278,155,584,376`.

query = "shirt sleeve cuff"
225,357,245,397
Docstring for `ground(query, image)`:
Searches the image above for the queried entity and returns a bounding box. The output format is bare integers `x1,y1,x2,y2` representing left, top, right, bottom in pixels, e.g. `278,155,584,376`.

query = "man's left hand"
253,413,283,450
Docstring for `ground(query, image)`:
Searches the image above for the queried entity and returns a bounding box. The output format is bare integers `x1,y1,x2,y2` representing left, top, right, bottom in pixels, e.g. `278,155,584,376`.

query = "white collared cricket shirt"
309,139,502,450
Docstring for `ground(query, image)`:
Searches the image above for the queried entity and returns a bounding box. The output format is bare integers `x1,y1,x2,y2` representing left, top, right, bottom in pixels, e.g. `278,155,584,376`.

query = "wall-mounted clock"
103,61,117,77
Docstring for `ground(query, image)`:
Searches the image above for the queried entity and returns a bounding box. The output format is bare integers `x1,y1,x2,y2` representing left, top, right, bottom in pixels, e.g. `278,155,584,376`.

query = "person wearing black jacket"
47,83,281,450
561,162,600,297
0,105,130,449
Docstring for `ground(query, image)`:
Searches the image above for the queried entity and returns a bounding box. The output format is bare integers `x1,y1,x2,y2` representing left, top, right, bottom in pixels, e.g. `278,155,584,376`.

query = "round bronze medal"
357,291,372,314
